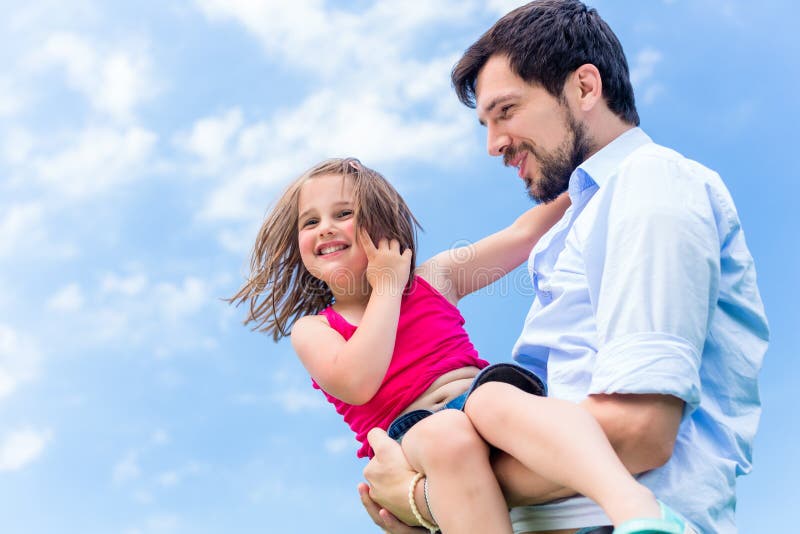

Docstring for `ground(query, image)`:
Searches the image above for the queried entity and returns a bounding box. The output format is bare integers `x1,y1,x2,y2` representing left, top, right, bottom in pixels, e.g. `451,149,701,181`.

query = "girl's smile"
316,240,350,257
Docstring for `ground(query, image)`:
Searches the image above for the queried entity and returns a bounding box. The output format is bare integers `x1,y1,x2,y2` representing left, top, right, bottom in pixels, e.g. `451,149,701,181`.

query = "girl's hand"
359,230,412,295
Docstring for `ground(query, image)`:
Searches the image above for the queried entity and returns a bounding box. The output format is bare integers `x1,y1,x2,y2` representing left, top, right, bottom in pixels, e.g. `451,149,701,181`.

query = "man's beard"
504,112,591,203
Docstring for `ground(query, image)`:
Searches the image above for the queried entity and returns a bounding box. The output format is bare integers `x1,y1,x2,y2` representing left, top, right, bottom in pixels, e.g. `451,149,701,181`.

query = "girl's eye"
301,218,318,228
338,209,353,218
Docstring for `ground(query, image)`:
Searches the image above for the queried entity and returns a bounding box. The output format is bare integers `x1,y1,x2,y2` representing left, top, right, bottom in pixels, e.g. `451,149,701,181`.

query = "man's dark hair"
451,0,639,126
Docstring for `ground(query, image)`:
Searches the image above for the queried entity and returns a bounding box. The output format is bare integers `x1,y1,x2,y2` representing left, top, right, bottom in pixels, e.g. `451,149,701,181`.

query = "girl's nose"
318,218,335,236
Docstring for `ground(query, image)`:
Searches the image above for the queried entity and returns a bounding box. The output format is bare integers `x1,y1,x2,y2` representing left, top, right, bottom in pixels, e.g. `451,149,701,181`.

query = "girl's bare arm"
291,233,411,405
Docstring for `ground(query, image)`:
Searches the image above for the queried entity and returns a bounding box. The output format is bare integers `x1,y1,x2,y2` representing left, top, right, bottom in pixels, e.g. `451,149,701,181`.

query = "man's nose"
487,124,510,157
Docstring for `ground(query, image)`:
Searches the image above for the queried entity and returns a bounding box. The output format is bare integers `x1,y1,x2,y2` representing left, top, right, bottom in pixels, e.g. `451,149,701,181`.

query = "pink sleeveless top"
312,276,489,458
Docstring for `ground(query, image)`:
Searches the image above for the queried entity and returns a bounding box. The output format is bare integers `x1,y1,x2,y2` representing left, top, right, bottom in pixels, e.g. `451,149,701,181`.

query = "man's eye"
500,104,513,117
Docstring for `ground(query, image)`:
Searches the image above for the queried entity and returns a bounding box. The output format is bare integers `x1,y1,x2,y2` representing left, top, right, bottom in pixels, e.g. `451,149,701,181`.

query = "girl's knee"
405,409,487,467
464,382,518,427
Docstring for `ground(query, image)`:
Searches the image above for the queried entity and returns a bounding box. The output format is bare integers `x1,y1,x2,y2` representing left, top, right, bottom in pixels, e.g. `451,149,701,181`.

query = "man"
359,1,768,532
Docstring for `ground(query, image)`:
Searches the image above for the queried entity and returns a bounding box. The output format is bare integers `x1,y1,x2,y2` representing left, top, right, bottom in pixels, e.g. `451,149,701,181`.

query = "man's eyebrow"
478,94,517,126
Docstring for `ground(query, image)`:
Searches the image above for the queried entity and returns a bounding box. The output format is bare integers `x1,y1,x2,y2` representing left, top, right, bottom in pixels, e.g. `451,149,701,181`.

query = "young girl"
230,158,691,534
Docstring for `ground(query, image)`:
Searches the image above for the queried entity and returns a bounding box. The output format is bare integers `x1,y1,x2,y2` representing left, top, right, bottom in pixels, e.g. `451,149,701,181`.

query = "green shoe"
613,501,695,534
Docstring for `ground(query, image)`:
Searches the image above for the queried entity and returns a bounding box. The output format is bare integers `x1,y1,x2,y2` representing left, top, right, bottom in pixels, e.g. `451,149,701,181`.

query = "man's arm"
360,392,683,529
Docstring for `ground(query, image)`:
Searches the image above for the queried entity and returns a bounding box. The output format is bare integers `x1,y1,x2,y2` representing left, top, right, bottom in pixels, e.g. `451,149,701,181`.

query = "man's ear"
569,63,603,112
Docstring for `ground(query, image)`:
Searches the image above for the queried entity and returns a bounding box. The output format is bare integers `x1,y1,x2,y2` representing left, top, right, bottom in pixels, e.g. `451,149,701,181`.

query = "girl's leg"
464,382,661,527
400,408,513,534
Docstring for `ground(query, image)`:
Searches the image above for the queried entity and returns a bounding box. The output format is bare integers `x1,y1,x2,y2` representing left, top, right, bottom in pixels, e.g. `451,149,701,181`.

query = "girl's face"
296,174,368,293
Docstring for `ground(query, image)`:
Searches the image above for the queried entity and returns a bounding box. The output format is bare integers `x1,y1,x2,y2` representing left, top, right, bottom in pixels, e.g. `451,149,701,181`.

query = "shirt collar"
570,127,652,195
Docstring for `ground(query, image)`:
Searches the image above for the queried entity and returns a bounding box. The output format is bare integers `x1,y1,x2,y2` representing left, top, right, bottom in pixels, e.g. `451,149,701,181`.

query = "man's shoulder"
607,141,725,201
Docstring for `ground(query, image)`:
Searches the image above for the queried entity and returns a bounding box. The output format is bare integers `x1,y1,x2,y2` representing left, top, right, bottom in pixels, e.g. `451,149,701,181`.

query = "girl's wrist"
369,277,406,299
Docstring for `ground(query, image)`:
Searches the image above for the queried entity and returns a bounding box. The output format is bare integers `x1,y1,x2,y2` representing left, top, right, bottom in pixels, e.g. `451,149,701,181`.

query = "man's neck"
584,111,637,160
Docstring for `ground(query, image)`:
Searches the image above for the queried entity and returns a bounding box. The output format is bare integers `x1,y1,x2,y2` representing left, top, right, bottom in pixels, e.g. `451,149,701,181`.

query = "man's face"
475,54,590,202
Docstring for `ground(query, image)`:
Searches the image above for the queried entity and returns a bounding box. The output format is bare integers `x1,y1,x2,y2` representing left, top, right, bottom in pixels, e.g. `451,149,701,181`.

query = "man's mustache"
503,143,535,167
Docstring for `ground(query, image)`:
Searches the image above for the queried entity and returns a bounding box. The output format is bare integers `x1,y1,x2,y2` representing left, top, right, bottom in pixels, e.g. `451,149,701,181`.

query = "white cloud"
271,387,327,413
174,108,244,173
194,0,475,76
43,269,221,358
155,277,208,323
0,428,51,471
0,201,77,261
1,127,35,165
101,273,149,297
150,429,170,446
33,32,158,122
195,85,473,224
198,156,298,222
630,47,663,87
0,202,46,258
0,324,41,400
486,0,527,16
132,490,154,505
32,125,157,198
155,463,201,489
324,435,356,455
0,76,28,117
629,48,664,106
46,283,84,312
190,0,479,235
156,470,180,488
6,0,97,36
129,514,181,534
113,450,141,485
217,225,260,254
641,84,665,106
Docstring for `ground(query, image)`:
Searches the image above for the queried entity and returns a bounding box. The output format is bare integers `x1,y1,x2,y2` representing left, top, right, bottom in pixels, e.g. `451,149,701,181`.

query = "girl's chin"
324,271,367,291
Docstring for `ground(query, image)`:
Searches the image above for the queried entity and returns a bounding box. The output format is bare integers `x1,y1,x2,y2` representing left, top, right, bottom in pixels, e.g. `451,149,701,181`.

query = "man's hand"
358,483,425,533
361,428,423,530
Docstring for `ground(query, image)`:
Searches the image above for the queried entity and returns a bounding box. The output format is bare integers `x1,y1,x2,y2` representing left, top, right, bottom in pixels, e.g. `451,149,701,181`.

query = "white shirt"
510,128,769,533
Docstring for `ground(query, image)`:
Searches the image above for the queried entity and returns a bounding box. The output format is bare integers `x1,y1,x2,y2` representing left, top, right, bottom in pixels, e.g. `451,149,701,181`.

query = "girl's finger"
358,229,377,254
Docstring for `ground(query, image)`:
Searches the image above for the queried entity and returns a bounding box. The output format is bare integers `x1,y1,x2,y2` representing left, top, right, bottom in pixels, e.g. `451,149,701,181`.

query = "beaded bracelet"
408,472,439,533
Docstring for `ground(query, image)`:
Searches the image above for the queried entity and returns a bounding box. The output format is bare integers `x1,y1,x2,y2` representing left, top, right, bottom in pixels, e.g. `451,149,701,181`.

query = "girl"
230,158,689,534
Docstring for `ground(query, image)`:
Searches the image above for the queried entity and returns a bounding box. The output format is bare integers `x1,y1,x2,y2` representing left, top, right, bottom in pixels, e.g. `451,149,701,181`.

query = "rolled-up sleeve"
582,153,721,414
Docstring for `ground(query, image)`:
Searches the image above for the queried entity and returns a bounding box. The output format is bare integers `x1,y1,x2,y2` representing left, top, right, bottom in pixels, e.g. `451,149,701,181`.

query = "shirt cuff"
589,332,702,415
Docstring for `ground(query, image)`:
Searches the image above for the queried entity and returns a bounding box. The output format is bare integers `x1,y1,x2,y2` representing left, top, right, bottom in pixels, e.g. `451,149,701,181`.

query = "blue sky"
0,1,796,532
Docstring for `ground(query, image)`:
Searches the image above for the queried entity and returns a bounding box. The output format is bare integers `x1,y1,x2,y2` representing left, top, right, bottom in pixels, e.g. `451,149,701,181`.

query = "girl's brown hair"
228,157,421,341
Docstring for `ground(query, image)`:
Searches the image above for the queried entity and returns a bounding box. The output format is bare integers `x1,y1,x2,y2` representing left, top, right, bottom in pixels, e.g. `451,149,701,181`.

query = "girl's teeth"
320,245,346,255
